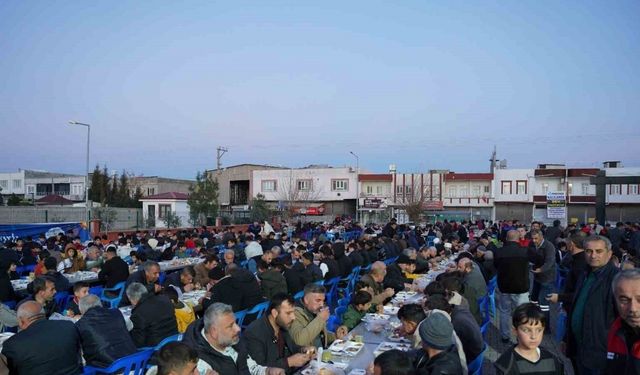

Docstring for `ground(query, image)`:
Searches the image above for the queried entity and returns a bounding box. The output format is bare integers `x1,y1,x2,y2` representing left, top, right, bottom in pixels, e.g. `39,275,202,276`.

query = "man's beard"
219,334,240,347
276,314,292,330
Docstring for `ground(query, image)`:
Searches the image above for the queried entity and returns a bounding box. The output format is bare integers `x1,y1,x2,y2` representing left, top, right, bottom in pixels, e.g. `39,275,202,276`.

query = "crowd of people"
0,217,638,374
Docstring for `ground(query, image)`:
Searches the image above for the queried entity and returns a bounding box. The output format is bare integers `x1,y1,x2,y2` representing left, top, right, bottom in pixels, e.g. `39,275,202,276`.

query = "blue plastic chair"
54,291,70,313
158,272,167,285
15,264,36,276
293,291,304,302
335,306,347,319
324,277,341,310
556,266,569,291
83,348,154,375
337,297,350,307
100,282,126,309
327,315,341,332
468,343,487,375
89,286,104,297
234,310,248,327
241,301,269,329
556,309,567,342
153,333,183,350
487,276,497,317
477,296,490,326
2,301,16,310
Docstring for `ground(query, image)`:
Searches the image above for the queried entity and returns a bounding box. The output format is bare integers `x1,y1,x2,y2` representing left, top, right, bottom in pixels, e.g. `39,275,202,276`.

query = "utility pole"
216,146,228,170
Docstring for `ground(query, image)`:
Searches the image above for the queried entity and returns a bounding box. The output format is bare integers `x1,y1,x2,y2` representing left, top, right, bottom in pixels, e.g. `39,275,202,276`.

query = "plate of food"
387,332,410,342
374,341,413,357
383,306,400,315
363,313,390,321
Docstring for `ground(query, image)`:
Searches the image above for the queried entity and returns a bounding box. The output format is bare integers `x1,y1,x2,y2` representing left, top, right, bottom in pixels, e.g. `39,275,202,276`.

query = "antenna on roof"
216,146,228,170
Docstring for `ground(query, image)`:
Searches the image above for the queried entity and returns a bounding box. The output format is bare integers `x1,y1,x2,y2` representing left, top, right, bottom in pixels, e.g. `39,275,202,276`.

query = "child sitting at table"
354,281,386,314
342,290,373,330
164,286,195,333
66,281,90,317
397,303,427,348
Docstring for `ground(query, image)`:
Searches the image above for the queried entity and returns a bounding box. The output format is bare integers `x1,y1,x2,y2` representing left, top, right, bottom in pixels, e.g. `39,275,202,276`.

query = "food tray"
328,339,365,356
373,341,413,357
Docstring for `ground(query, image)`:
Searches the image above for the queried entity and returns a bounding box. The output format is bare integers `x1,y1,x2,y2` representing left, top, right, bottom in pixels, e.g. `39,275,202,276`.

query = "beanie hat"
419,312,454,350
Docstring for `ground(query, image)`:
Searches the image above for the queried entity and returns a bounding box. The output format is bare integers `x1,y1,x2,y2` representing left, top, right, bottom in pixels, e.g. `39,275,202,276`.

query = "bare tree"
275,173,324,220
394,174,440,223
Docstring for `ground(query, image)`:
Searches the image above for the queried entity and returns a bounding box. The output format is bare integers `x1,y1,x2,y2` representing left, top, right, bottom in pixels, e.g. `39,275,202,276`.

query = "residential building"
442,173,493,221
0,169,86,204
358,174,393,224
252,165,358,217
139,192,190,229
129,176,194,198
389,169,446,224
493,168,535,223
206,164,286,210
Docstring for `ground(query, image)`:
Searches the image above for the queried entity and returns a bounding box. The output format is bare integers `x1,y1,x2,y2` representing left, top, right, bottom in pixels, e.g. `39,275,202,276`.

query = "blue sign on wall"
0,222,89,243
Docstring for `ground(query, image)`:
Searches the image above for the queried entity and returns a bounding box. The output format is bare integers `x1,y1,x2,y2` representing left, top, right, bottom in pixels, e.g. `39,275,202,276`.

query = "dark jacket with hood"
182,319,250,375
76,306,138,367
384,263,409,292
205,268,265,312
130,293,178,347
415,345,464,375
332,243,353,278
258,269,288,300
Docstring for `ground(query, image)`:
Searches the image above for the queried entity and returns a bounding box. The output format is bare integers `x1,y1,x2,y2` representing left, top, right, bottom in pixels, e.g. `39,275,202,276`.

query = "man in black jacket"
126,282,178,347
122,260,162,305
98,246,129,288
203,264,265,312
76,294,137,367
244,294,312,374
529,229,557,330
384,255,414,292
181,302,284,375
547,233,588,315
494,230,530,343
2,301,82,375
566,235,619,375
163,266,196,293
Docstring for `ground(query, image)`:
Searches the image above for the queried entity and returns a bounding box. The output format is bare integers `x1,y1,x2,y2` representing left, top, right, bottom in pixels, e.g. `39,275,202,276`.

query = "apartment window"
296,179,311,191
484,185,490,194
568,183,573,195
376,186,383,195
331,179,348,191
72,184,84,195
630,185,639,195
12,180,21,189
501,181,512,195
26,185,35,194
460,187,469,197
366,185,373,195
448,187,457,198
147,187,156,196
516,180,527,195
542,183,549,194
396,185,404,194
472,186,481,197
0,180,7,189
261,180,277,192
581,183,590,195
158,204,171,219
611,185,621,195
405,185,412,196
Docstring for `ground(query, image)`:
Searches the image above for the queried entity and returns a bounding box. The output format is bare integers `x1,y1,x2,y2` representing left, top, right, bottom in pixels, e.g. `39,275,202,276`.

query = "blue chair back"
89,286,104,297
293,291,304,302
556,309,567,342
477,296,490,325
101,282,126,309
327,315,341,332
337,297,350,307
15,264,36,276
154,334,183,351
54,291,70,313
83,348,154,375
241,301,269,329
468,343,487,375
2,301,16,310
158,272,167,285
335,306,347,319
324,277,341,309
235,310,248,327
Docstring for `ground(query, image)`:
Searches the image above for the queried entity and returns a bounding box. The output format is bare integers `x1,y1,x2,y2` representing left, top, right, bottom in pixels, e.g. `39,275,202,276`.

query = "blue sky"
1,1,639,179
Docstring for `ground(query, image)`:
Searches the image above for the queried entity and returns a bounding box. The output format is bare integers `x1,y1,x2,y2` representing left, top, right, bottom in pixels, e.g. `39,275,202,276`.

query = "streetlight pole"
69,121,91,225
350,151,360,223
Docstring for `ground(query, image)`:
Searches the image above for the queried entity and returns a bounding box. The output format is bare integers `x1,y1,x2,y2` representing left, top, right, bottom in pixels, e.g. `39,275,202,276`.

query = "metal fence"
0,206,143,230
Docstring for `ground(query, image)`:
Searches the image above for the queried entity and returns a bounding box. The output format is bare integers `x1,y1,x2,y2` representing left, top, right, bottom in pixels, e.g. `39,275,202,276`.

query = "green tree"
163,210,182,229
131,186,143,208
93,207,117,232
7,194,22,206
187,171,219,226
250,193,270,223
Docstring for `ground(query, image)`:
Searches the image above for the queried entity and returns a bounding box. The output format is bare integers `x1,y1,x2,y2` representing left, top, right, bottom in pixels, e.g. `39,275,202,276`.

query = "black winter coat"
182,319,250,375
76,306,138,367
98,256,129,288
244,316,301,374
493,241,530,294
130,293,178,347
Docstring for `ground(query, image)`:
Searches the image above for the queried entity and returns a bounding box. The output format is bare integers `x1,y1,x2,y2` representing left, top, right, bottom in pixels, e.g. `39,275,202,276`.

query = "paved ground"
481,304,574,375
